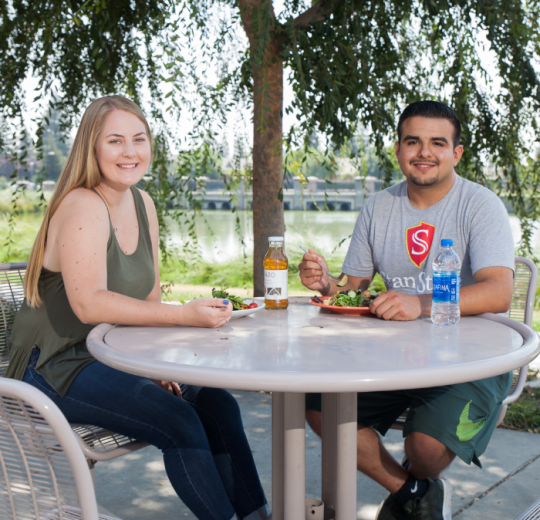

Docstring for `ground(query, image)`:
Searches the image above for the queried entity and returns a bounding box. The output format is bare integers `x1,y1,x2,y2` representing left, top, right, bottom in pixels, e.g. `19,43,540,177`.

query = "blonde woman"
7,96,271,520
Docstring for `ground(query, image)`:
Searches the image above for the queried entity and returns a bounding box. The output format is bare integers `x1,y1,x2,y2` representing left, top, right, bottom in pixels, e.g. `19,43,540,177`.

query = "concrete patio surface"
93,388,540,520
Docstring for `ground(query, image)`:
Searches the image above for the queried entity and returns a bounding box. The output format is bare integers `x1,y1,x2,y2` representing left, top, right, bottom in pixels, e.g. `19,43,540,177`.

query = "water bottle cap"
441,239,453,247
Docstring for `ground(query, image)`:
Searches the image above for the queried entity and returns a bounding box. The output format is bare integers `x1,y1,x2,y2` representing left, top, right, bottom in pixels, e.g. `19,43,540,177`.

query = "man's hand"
370,291,430,321
298,248,332,293
151,379,183,397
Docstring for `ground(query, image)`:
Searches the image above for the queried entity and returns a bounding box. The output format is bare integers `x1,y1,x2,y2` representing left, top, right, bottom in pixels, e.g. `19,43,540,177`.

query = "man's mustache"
410,160,440,166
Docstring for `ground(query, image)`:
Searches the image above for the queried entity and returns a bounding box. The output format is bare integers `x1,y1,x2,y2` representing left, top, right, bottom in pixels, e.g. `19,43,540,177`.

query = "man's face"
395,116,463,187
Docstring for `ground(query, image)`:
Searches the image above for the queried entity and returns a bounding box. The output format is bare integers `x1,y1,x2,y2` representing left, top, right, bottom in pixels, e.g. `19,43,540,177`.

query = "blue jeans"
23,349,270,520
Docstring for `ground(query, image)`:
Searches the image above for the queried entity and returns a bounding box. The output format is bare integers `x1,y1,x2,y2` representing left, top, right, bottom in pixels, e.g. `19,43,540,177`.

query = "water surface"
169,211,540,262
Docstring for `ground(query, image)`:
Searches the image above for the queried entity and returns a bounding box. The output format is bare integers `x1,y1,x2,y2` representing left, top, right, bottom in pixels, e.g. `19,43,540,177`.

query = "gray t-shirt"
342,175,515,295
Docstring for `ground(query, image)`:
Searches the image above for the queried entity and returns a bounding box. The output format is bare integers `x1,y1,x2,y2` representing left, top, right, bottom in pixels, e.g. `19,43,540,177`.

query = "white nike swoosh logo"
411,481,418,493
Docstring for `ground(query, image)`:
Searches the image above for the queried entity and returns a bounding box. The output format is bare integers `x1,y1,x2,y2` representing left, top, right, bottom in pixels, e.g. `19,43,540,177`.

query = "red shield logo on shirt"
406,222,435,268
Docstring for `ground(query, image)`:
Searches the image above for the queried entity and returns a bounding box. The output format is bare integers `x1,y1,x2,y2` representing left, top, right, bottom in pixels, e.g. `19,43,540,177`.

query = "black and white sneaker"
402,478,452,520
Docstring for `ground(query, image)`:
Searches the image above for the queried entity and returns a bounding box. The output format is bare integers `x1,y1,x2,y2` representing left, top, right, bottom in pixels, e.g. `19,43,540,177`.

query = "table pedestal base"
272,392,358,520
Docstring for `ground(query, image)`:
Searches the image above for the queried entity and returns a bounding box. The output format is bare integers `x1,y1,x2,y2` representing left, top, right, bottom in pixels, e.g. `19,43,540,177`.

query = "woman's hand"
150,379,182,397
178,298,233,328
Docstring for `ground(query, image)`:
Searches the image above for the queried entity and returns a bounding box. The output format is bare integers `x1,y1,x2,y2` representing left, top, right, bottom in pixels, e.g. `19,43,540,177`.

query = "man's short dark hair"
397,101,461,148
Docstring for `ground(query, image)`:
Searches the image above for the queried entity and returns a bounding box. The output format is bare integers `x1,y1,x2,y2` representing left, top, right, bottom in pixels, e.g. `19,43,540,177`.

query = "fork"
298,245,342,282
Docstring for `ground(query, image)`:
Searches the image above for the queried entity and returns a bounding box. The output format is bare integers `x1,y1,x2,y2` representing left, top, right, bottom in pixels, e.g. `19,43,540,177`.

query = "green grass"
501,386,540,434
0,189,49,215
159,251,346,295
0,212,43,264
0,189,49,263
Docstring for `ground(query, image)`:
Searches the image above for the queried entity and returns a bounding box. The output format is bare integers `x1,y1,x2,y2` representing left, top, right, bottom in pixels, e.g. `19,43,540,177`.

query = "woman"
7,95,271,520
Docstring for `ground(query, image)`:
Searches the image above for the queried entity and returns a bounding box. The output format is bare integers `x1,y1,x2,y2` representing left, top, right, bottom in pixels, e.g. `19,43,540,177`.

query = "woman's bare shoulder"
53,188,108,225
60,187,104,208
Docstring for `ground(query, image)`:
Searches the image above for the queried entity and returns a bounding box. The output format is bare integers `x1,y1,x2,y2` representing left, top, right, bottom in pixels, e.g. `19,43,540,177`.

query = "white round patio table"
87,297,539,520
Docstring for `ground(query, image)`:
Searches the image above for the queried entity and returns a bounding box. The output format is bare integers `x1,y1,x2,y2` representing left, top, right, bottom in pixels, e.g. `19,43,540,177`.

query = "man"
299,101,515,520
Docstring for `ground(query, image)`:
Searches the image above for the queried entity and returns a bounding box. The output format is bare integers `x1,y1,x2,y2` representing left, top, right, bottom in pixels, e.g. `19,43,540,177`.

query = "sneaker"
402,478,452,520
375,493,410,520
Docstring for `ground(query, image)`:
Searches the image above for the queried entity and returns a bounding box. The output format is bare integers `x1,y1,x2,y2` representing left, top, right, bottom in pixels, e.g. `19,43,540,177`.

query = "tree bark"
239,0,285,296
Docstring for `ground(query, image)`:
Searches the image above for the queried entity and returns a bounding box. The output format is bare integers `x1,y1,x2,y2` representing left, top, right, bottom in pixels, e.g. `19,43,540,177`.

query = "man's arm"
460,266,513,315
370,266,514,321
298,248,372,295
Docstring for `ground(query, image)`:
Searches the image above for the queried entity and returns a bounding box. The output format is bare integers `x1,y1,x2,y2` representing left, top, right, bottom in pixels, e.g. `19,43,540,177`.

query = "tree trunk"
252,55,284,296
239,0,285,297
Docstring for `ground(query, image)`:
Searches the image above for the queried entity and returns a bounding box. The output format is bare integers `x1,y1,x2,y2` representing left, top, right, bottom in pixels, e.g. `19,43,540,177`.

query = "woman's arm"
55,189,231,327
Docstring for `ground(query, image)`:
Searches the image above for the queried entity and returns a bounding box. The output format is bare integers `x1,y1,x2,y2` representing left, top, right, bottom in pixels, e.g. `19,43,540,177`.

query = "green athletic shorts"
305,372,513,467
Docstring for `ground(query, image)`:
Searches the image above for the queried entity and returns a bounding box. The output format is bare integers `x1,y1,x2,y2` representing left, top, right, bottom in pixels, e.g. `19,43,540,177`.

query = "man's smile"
410,160,439,171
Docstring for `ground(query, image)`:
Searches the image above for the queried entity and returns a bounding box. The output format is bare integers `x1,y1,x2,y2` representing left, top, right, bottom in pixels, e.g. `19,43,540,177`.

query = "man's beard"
409,173,439,186
408,161,440,186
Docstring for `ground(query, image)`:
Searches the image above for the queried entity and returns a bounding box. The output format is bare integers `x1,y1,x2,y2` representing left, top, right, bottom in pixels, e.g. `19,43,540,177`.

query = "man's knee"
405,432,455,476
406,432,446,457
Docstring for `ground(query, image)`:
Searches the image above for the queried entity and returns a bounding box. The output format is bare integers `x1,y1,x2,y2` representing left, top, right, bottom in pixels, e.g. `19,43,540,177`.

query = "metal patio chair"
510,262,540,517
0,376,123,519
390,256,538,432
0,262,148,481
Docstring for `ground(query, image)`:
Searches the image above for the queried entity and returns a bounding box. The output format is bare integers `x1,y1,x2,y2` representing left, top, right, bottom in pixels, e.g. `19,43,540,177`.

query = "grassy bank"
159,252,346,300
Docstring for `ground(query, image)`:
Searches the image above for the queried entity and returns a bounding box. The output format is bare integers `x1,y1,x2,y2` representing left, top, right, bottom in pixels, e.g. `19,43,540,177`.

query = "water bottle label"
265,269,288,300
432,272,460,303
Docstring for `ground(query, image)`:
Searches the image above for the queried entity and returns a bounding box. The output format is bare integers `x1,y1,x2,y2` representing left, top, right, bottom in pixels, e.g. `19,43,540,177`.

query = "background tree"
1,0,540,295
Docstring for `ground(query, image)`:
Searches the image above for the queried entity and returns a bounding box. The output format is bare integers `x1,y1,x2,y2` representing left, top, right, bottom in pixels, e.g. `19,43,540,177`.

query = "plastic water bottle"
431,239,461,325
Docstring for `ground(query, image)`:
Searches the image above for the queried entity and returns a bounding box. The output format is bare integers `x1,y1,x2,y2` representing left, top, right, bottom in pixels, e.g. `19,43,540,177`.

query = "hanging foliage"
1,0,539,295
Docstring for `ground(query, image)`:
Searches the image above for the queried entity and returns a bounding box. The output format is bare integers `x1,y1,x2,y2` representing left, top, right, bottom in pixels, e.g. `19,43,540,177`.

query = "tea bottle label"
264,269,288,300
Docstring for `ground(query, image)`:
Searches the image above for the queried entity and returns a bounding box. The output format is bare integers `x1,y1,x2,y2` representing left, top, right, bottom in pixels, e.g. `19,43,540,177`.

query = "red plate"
309,296,373,315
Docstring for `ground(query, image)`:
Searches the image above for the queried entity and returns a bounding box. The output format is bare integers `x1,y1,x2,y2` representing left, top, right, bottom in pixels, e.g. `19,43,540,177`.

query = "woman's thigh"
24,353,206,450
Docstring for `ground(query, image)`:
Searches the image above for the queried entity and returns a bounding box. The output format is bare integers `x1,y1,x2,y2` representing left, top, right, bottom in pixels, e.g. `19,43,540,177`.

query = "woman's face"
95,109,151,189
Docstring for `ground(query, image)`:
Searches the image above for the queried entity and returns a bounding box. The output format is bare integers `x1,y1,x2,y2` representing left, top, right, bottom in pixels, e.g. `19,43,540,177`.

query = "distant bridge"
180,176,384,211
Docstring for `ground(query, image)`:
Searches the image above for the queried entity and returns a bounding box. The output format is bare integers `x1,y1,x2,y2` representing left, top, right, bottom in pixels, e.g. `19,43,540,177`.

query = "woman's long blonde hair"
25,95,153,307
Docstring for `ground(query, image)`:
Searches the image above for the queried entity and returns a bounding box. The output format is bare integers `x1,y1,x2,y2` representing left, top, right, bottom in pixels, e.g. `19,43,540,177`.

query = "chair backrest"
509,257,538,327
0,377,99,520
498,256,539,420
0,262,27,377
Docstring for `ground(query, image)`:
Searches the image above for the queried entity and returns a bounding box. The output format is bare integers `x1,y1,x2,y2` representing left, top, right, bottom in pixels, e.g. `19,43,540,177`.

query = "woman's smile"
117,163,138,169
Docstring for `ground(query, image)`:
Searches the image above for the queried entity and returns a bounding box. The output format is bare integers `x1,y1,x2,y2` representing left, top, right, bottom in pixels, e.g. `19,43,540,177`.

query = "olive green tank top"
6,186,155,397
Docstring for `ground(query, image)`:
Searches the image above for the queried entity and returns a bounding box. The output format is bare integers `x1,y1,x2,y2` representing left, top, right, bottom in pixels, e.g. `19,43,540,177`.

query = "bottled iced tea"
264,236,289,310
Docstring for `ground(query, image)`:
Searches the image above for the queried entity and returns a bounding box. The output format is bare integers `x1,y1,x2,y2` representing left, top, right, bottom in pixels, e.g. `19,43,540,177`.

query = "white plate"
164,299,265,319
230,299,266,319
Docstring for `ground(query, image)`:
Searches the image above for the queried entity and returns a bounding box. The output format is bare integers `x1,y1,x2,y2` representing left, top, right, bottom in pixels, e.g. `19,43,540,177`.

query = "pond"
169,210,540,262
